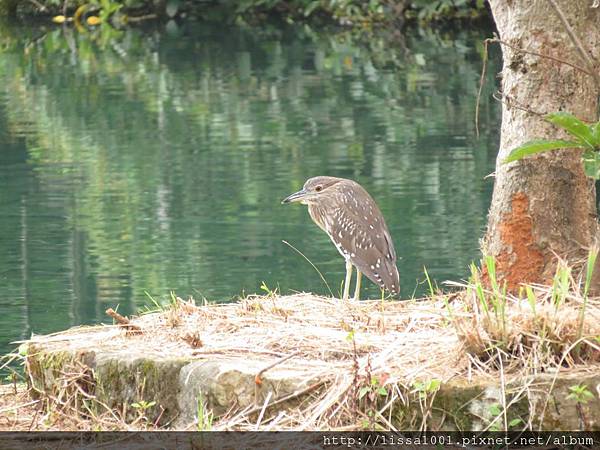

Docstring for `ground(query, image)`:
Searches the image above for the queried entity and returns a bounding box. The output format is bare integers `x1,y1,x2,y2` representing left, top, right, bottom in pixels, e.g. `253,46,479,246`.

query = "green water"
0,22,500,356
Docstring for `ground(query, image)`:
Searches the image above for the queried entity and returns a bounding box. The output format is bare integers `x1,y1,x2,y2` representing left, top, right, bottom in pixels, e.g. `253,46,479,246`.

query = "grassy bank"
2,254,600,431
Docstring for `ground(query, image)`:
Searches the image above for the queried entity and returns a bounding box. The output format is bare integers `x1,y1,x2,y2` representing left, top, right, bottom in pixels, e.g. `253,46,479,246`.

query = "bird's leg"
342,259,353,301
353,270,362,301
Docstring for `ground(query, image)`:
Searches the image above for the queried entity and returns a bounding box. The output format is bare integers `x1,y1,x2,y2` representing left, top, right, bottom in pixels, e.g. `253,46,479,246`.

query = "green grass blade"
575,246,598,355
470,262,489,316
525,286,536,316
423,266,435,297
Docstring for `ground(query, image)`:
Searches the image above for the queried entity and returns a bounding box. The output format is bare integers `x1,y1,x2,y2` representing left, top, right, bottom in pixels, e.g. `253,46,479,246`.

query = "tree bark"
484,0,599,290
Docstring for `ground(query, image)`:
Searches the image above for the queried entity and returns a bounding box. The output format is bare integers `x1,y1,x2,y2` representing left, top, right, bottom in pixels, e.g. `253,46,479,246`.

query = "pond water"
0,21,500,356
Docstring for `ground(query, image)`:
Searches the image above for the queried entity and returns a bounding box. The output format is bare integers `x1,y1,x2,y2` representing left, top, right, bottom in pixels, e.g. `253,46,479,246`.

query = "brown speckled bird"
282,176,400,300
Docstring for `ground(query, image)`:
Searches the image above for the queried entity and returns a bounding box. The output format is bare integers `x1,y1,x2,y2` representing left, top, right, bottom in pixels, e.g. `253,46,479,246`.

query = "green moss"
388,378,535,431
93,355,190,424
27,345,82,395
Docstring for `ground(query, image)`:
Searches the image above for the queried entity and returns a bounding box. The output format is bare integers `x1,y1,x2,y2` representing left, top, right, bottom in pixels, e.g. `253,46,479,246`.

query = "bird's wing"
328,185,399,294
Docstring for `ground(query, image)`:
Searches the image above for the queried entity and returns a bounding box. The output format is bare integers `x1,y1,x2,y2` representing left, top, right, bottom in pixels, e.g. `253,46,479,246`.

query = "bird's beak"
281,188,308,204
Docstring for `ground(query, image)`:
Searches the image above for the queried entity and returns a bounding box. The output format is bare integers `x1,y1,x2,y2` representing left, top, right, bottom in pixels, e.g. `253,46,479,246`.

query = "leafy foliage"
233,0,487,24
408,0,486,22
566,384,594,404
2,0,489,26
504,112,600,179
411,378,441,399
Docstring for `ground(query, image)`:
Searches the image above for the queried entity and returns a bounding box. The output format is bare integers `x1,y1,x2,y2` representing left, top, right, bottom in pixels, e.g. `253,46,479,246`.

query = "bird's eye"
315,185,323,192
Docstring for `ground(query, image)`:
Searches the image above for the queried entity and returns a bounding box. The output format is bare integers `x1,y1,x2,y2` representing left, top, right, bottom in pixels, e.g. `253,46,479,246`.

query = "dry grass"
15,293,463,430
447,255,600,374
3,266,600,431
0,383,39,431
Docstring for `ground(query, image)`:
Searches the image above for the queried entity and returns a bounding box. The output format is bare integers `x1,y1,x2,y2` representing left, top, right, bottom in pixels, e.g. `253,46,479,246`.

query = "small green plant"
345,328,355,342
487,403,523,431
576,246,598,347
140,291,163,314
196,394,214,431
567,383,594,430
140,291,181,314
411,378,441,429
358,376,388,401
468,256,508,344
524,285,537,316
412,378,441,400
484,256,507,335
131,399,156,425
18,343,28,356
509,417,524,429
354,353,388,430
131,399,156,411
550,261,571,310
487,403,502,431
566,384,594,404
453,252,599,370
260,281,278,297
504,112,600,179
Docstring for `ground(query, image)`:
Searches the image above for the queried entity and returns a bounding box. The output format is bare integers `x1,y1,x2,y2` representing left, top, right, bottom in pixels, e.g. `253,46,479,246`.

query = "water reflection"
0,22,500,355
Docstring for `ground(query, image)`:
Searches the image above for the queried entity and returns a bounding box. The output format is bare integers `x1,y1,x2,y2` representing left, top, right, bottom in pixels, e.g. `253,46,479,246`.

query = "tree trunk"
484,0,599,290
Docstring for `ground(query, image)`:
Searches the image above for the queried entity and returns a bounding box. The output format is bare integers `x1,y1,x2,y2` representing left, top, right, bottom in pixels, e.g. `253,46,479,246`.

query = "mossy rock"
394,372,600,431
93,353,191,423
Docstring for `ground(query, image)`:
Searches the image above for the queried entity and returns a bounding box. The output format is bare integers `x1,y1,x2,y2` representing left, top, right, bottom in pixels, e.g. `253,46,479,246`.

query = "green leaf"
303,0,321,17
358,386,370,399
583,150,600,179
509,418,523,427
593,122,600,143
427,379,441,392
489,404,501,416
345,329,355,342
545,112,597,149
377,386,388,396
504,139,584,163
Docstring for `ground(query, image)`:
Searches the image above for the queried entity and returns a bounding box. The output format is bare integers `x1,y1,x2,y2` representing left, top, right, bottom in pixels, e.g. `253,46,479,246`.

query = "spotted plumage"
282,176,400,299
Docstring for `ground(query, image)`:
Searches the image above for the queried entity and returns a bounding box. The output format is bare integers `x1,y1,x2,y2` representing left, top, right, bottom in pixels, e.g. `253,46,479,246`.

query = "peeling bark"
484,0,599,290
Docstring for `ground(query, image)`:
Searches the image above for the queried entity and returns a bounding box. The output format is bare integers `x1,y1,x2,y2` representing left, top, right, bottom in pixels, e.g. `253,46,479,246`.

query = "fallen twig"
254,351,301,407
105,308,142,332
254,351,301,386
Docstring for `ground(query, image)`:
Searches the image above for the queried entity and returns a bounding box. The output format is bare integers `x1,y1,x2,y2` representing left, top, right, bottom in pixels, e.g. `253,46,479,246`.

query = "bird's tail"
382,260,400,297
